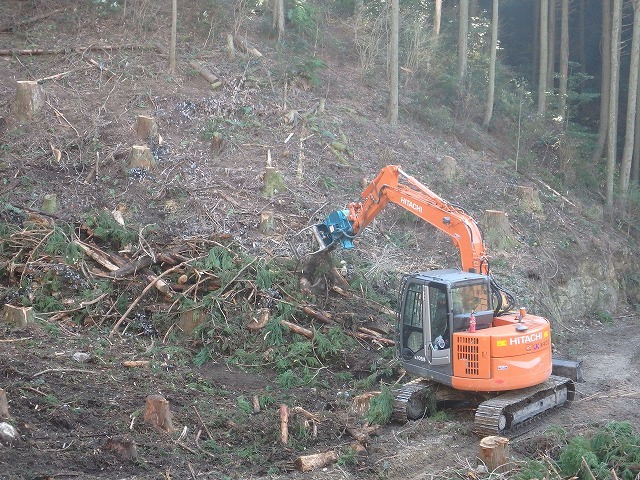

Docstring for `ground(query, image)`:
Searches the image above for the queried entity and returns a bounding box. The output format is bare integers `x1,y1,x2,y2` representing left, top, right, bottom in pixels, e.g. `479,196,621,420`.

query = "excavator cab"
399,269,493,384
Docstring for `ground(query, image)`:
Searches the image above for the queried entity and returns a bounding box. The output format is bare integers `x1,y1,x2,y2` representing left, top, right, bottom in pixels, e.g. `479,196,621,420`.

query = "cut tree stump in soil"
0,389,9,419
12,80,44,120
2,305,34,327
516,185,544,215
130,145,155,170
481,210,515,250
143,394,174,433
478,435,509,473
135,115,159,144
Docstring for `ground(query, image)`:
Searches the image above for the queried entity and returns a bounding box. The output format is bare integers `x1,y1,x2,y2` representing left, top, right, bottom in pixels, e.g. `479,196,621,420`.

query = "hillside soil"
1,1,639,479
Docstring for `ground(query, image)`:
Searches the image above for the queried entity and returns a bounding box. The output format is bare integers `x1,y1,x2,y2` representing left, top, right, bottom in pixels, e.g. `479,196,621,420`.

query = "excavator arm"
312,165,489,274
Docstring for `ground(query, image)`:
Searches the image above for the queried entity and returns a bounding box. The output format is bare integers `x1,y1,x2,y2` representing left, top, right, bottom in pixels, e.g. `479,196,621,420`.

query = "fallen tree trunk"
280,319,313,339
294,451,338,472
0,44,156,56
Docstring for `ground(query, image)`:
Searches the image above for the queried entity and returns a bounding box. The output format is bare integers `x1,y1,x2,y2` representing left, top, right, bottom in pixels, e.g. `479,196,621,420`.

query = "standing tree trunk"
470,0,478,18
273,0,285,41
579,0,586,75
433,0,442,37
388,0,399,125
633,70,640,185
591,0,612,165
558,0,569,120
537,0,549,115
606,0,623,212
458,0,469,85
483,0,499,128
169,0,177,73
546,0,556,94
533,0,540,83
620,0,640,195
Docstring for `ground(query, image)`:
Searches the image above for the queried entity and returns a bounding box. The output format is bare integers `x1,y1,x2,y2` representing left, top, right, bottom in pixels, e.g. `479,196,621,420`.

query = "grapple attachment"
290,210,356,257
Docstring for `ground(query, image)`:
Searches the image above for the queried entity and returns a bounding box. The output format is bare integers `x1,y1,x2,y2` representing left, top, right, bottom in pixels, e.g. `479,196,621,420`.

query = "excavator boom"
312,165,488,274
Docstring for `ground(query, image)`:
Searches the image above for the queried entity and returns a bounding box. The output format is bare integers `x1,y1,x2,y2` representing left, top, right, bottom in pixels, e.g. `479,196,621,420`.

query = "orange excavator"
309,165,578,435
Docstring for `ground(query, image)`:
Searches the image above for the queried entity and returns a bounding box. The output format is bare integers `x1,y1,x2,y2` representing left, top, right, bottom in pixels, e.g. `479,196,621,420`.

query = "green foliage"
365,387,394,425
337,447,357,467
276,369,299,388
287,0,318,37
514,460,549,480
236,396,254,415
84,210,137,250
290,57,325,87
557,422,640,480
193,347,212,367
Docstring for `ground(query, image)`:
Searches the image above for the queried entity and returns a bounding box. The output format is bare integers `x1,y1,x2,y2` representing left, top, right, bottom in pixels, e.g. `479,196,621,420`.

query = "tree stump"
129,145,155,170
481,210,515,250
143,394,174,433
226,33,235,58
246,308,270,332
516,185,543,215
262,151,284,197
441,155,457,180
279,404,289,444
2,305,34,327
259,211,275,234
12,80,44,120
0,389,9,419
211,131,223,157
294,450,339,472
178,309,206,335
478,435,510,473
41,194,57,214
135,115,159,144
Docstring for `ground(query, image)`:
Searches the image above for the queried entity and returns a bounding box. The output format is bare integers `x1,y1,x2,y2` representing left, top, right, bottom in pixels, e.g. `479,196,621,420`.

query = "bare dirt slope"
1,1,639,479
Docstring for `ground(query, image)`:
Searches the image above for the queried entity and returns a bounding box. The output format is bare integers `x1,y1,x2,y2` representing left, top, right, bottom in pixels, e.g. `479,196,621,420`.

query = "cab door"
426,283,451,366
400,281,450,366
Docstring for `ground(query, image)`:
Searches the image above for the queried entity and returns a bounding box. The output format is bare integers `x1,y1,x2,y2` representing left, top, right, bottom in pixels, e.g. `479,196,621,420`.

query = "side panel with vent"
453,334,491,379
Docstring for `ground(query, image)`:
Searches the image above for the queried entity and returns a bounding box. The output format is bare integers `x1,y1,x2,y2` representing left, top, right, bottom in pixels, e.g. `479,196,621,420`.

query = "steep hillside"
1,1,639,479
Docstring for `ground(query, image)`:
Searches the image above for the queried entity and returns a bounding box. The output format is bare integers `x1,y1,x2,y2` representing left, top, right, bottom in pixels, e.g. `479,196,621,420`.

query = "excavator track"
391,379,433,423
474,375,575,437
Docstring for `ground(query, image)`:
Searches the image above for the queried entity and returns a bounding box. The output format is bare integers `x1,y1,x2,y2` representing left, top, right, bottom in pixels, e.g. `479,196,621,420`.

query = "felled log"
478,436,510,473
294,450,338,472
188,60,223,90
2,305,34,328
302,306,334,325
280,404,289,444
122,360,150,368
246,308,270,332
0,389,9,419
233,36,263,57
110,256,155,278
0,44,155,56
12,80,44,120
74,240,120,272
130,145,155,170
280,320,313,339
143,394,174,433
